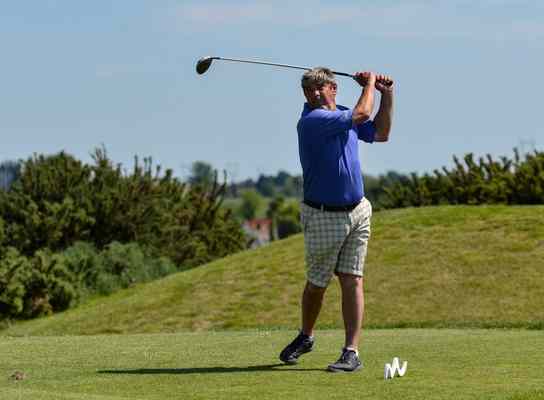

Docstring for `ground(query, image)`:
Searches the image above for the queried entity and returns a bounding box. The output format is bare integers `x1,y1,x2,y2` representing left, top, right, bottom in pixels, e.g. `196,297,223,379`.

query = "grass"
1,329,544,400
1,205,543,399
2,205,543,336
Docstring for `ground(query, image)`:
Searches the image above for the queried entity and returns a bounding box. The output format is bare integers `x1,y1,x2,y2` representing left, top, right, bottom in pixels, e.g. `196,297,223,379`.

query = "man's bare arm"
373,74,394,142
352,72,376,125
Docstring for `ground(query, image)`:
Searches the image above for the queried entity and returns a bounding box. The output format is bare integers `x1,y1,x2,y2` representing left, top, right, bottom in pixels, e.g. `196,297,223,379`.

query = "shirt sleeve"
305,109,354,137
355,119,377,143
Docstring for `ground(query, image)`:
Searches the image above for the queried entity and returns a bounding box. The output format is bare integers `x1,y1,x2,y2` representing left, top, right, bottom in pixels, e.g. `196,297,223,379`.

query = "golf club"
196,56,393,86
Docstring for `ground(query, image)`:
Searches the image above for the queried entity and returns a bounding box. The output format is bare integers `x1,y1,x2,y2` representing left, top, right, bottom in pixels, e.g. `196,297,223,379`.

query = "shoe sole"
327,364,362,373
279,347,313,365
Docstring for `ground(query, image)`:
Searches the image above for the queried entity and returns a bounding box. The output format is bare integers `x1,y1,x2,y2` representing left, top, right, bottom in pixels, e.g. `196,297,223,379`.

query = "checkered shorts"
301,197,372,288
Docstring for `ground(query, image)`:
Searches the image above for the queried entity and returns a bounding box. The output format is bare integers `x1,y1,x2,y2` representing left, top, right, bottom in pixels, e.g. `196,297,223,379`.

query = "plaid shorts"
301,197,372,288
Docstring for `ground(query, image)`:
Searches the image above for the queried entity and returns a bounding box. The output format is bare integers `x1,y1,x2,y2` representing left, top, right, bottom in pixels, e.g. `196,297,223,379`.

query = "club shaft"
215,57,354,78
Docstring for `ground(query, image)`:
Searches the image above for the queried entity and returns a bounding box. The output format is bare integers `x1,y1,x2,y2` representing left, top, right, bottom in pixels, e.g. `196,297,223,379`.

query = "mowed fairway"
1,329,544,400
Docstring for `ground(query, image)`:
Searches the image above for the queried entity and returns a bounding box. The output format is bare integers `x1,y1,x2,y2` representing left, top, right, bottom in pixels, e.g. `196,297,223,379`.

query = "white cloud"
175,2,377,26
172,1,544,42
179,3,275,25
510,20,544,39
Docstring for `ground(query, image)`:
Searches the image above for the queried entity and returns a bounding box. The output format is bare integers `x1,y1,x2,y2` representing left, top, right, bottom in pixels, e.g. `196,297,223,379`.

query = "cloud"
174,1,375,27
510,20,544,39
180,3,275,25
172,1,544,42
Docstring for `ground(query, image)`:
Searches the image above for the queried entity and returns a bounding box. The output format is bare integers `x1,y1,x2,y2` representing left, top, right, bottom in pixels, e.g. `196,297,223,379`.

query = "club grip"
378,78,394,87
352,76,394,87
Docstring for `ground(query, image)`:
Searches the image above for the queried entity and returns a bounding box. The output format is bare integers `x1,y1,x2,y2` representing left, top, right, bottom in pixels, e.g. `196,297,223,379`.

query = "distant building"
242,218,272,248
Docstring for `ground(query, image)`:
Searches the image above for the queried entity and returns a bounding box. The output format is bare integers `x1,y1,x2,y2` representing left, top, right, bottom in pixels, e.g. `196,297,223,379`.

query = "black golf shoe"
327,348,362,372
279,331,314,364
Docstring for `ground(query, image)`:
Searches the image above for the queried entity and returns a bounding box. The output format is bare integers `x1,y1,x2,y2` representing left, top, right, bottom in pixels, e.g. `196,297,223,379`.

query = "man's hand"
375,74,394,93
353,71,376,88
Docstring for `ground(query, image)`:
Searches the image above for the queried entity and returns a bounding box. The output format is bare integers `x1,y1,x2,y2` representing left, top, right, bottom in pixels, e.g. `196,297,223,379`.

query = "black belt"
303,199,360,212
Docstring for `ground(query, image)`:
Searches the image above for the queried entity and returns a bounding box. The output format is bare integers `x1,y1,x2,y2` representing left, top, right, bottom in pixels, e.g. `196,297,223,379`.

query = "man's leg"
327,200,370,372
337,273,364,350
302,281,327,336
326,273,364,372
279,281,326,364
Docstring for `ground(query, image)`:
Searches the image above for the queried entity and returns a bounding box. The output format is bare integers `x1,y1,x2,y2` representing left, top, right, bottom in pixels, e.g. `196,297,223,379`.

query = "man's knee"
306,281,327,294
337,273,363,290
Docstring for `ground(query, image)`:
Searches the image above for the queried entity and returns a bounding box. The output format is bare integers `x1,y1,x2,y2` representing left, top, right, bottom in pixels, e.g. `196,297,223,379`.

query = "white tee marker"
384,357,408,380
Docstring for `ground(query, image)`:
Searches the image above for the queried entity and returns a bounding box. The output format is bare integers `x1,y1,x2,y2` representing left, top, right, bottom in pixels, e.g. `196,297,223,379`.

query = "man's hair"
301,67,336,89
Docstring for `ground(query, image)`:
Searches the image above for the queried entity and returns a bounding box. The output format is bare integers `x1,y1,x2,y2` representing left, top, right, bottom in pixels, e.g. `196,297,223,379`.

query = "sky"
1,1,543,182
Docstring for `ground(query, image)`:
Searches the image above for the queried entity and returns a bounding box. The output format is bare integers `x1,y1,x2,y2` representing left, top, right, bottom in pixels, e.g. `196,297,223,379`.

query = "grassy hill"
2,205,544,336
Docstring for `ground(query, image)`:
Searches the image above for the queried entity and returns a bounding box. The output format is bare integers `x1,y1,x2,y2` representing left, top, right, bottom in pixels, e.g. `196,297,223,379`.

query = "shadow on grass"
98,364,325,375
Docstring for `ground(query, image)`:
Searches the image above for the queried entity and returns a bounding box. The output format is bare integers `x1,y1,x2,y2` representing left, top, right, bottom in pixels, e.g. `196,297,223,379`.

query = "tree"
266,196,301,240
188,161,215,188
238,189,263,220
256,175,276,197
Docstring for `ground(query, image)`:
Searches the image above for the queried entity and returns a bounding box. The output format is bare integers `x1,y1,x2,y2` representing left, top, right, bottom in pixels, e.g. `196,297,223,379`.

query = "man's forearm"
352,84,375,125
374,91,393,142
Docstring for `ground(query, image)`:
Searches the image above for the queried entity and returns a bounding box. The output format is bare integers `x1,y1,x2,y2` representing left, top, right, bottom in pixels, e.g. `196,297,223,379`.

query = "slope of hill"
2,205,543,336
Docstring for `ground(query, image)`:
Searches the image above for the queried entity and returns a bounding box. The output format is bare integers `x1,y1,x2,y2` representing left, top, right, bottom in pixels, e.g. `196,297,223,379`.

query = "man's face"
303,82,337,108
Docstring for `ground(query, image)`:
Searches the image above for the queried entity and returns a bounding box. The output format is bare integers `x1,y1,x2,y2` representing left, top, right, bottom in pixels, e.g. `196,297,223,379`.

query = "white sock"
345,347,359,356
301,330,314,339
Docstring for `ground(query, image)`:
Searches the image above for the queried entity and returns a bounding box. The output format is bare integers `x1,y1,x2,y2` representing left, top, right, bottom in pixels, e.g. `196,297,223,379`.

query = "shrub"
0,248,78,319
62,241,177,296
0,248,29,317
0,148,246,267
383,149,544,208
93,241,177,295
0,241,179,320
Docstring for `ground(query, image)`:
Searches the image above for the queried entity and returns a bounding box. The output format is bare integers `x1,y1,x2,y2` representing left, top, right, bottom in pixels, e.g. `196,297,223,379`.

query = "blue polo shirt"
297,103,376,206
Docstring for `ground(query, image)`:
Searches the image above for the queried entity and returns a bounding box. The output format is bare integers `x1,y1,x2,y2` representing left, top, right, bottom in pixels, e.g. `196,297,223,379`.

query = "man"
279,67,394,372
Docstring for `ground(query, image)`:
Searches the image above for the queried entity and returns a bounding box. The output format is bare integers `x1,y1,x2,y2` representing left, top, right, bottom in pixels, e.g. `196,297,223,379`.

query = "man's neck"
306,102,336,111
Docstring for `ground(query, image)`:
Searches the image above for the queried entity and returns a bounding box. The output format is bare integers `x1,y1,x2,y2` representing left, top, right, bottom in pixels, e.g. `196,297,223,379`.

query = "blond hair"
301,67,336,89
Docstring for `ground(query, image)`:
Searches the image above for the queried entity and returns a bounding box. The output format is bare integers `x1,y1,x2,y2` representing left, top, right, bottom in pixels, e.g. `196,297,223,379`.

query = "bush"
383,149,544,208
0,248,29,317
0,148,246,266
0,248,78,319
0,241,179,320
93,242,177,295
62,241,177,296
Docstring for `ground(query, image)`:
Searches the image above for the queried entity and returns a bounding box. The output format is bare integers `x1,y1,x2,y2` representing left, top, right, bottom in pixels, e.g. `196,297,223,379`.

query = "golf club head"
196,56,215,75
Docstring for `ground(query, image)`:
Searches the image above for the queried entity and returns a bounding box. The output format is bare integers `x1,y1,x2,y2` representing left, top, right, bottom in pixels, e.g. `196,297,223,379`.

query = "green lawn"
1,329,544,400
3,205,543,336
2,206,544,399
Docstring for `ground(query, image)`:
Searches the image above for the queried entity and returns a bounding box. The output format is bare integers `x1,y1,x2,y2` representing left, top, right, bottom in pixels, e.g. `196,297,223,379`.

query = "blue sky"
1,1,543,182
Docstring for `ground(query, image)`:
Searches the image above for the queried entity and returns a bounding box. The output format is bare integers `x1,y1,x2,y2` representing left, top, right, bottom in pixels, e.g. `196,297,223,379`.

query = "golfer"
279,67,394,372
